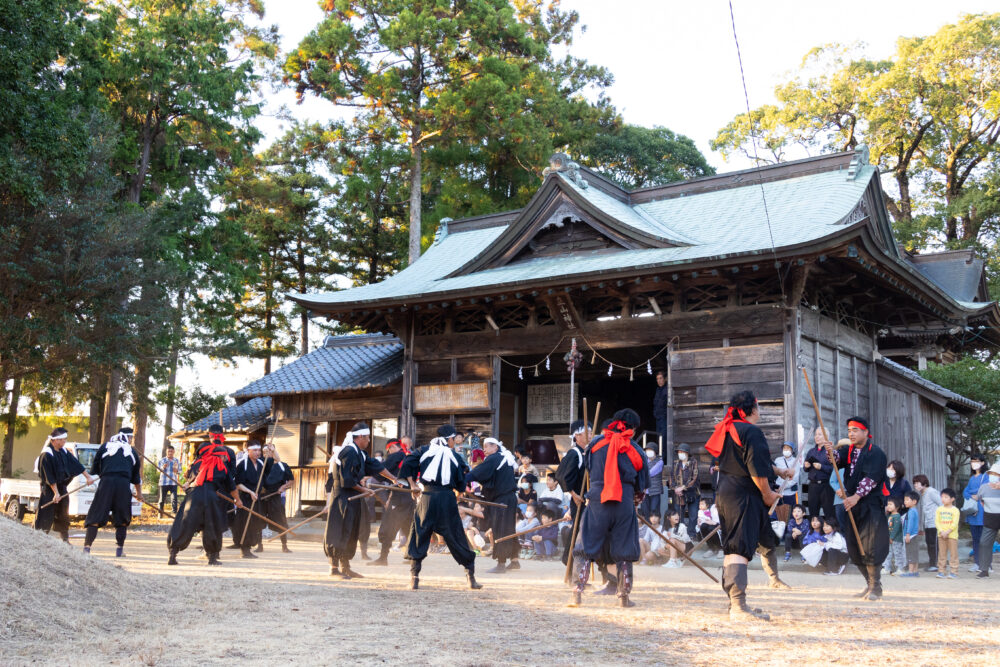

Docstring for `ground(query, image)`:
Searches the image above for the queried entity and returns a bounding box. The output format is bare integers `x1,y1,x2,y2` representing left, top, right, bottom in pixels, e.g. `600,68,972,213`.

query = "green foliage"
174,387,230,428
920,356,1000,482
578,124,715,189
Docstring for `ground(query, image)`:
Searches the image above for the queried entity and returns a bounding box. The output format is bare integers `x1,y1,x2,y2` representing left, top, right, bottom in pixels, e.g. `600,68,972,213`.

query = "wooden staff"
494,519,562,544
690,525,720,552
39,484,89,510
239,432,275,544
142,453,187,490
458,494,507,510
801,367,865,557
638,515,718,584
136,494,175,519
265,507,329,542
564,400,599,585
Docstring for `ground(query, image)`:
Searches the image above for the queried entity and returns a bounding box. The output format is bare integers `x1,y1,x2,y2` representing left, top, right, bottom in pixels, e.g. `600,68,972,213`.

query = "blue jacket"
902,506,920,537
963,472,988,526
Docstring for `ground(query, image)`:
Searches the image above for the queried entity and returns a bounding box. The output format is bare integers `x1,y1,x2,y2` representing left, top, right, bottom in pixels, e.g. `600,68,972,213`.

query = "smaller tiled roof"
908,249,986,304
233,333,403,399
173,396,272,436
878,358,983,413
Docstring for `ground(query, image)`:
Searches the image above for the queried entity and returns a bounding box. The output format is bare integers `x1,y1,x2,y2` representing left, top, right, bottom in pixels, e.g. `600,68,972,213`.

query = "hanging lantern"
518,366,523,380
646,359,653,375
607,363,613,377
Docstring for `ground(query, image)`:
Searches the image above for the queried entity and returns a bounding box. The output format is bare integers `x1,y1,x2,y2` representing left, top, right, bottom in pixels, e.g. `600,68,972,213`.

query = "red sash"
705,407,749,457
591,421,644,503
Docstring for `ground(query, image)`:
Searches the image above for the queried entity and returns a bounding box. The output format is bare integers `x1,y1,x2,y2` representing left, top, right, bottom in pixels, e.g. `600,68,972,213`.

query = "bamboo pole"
801,367,865,557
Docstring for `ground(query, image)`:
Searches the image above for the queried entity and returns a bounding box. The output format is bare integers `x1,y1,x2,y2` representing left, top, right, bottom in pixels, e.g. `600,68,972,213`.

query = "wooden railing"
287,465,328,517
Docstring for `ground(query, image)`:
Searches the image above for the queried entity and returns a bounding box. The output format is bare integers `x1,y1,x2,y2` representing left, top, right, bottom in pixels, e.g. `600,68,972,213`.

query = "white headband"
247,443,261,450
483,437,502,447
341,428,371,447
572,425,587,436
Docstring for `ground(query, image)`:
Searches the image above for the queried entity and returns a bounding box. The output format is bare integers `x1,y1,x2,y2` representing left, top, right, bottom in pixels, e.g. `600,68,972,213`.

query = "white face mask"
886,468,896,479
783,449,793,458
678,453,688,462
972,462,982,472
519,482,530,490
645,450,655,459
525,511,535,518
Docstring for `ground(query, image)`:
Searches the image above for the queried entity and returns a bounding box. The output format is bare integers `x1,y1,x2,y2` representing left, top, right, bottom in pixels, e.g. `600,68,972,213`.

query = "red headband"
847,421,868,432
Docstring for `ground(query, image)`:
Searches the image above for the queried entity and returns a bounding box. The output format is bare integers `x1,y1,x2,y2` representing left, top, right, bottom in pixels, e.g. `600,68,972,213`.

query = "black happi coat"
715,421,780,560
578,433,649,563
466,452,519,562
833,441,890,566
167,453,237,555
84,444,141,528
259,461,294,531
324,443,384,560
556,443,587,564
234,456,273,546
34,446,86,534
401,445,475,568
376,450,414,546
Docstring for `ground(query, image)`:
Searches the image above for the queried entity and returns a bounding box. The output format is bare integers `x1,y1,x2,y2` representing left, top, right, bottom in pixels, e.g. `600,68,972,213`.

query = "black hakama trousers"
260,494,289,534
578,484,641,563
167,484,227,554
84,475,133,528
324,490,362,562
377,493,414,546
34,483,71,538
845,496,890,567
405,485,475,568
715,476,779,560
233,490,264,547
488,492,519,563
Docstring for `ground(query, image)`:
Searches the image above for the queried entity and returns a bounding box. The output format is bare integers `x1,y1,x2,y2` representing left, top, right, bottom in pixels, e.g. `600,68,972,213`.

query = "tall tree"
285,0,560,263
578,124,715,189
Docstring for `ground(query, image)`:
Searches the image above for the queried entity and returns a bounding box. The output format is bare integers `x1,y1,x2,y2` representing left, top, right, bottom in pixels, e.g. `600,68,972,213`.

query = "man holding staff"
465,436,519,573
820,416,890,600
258,443,294,553
34,428,94,541
233,440,271,559
368,439,412,566
706,391,790,622
555,420,588,568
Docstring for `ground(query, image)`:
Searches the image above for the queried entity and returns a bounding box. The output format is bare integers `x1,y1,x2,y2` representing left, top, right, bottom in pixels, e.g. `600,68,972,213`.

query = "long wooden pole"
39,484,88,510
239,429,276,544
564,400,599,585
638,515,718,584
494,519,562,544
136,495,174,519
265,507,328,542
690,525,721,553
801,367,865,557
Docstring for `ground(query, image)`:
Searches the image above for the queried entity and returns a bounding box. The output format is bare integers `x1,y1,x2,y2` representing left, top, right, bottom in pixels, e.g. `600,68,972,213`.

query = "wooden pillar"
666,341,674,464
401,312,416,440
489,355,501,438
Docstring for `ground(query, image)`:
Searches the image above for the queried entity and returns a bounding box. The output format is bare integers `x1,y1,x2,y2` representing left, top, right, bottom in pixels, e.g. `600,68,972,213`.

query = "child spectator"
639,514,669,565
883,497,906,575
537,473,568,513
800,515,826,567
901,490,921,577
530,507,559,559
935,488,961,578
913,474,943,571
460,503,486,554
820,517,848,575
783,504,809,562
662,510,692,568
516,502,540,557
517,452,539,478
516,473,538,515
695,498,721,558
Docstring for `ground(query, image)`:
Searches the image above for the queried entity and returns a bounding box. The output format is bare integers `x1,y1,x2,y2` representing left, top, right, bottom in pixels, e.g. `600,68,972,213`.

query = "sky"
144,0,997,453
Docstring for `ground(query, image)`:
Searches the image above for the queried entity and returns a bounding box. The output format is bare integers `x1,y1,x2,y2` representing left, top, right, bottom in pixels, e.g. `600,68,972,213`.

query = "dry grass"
2,518,998,666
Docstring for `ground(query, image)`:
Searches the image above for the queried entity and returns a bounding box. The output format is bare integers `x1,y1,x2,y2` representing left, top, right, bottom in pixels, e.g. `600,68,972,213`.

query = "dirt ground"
2,519,998,666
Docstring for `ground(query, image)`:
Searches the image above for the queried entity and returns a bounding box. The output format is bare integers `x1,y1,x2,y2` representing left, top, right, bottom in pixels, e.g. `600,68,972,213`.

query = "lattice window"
739,276,783,305
536,301,555,326
453,307,487,333
493,302,531,329
416,310,446,336
631,290,675,317
683,282,730,311
583,294,623,321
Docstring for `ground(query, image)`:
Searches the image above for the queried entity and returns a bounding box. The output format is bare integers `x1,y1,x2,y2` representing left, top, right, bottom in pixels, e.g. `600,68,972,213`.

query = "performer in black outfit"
324,422,396,579
83,427,142,557
258,444,295,553
821,416,890,600
33,428,94,540
369,439,413,566
167,440,242,565
465,437,519,573
233,440,271,559
556,420,588,565
569,409,649,608
400,424,482,591
707,391,791,622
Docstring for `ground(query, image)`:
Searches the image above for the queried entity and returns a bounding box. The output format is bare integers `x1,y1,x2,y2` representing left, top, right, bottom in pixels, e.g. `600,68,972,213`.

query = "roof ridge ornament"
543,152,588,189
433,217,452,244
847,145,870,180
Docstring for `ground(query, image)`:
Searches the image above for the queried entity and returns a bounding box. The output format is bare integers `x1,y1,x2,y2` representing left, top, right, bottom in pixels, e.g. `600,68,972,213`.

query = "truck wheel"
5,497,24,521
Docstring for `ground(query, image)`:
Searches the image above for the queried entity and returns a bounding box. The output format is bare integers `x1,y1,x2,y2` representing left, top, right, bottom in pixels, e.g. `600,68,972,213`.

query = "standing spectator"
882,497,906,575
900,490,921,577
783,504,809,562
668,443,699,536
653,370,669,439
829,438,850,530
963,453,989,572
708,456,720,501
935,488,961,579
975,461,1000,578
913,474,943,572
885,460,912,499
158,445,181,517
695,498,721,558
804,426,835,519
772,442,800,523
640,444,664,521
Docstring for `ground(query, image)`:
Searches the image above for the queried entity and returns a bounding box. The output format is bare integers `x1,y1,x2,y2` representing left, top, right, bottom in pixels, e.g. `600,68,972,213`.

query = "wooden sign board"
414,382,490,413
526,383,577,424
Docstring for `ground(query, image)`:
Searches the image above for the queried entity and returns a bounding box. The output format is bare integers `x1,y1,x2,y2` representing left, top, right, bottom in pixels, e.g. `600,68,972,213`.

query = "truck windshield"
75,448,97,471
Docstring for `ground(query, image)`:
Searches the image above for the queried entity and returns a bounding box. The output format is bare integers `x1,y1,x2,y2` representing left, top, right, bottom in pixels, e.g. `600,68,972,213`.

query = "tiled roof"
174,396,271,436
232,333,403,399
908,250,985,304
878,358,983,413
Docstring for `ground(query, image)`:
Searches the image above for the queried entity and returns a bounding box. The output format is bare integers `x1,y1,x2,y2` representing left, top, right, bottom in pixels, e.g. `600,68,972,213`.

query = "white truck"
1,442,141,520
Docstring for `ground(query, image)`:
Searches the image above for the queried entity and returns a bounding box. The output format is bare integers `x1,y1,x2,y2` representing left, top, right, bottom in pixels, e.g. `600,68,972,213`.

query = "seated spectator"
820,517,848,575
662,510,692,568
639,514,669,565
538,473,568,511
530,507,560,559
517,473,538,516
800,515,826,565
460,503,487,553
695,498,722,558
783,504,810,561
517,452,539,478
516,502,540,557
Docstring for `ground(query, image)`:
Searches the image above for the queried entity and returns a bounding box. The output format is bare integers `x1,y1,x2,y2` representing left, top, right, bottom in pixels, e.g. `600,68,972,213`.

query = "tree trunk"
89,373,106,443
132,365,150,467
264,304,273,375
162,289,186,448
102,367,121,442
0,377,21,477
298,236,308,356
408,132,423,264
